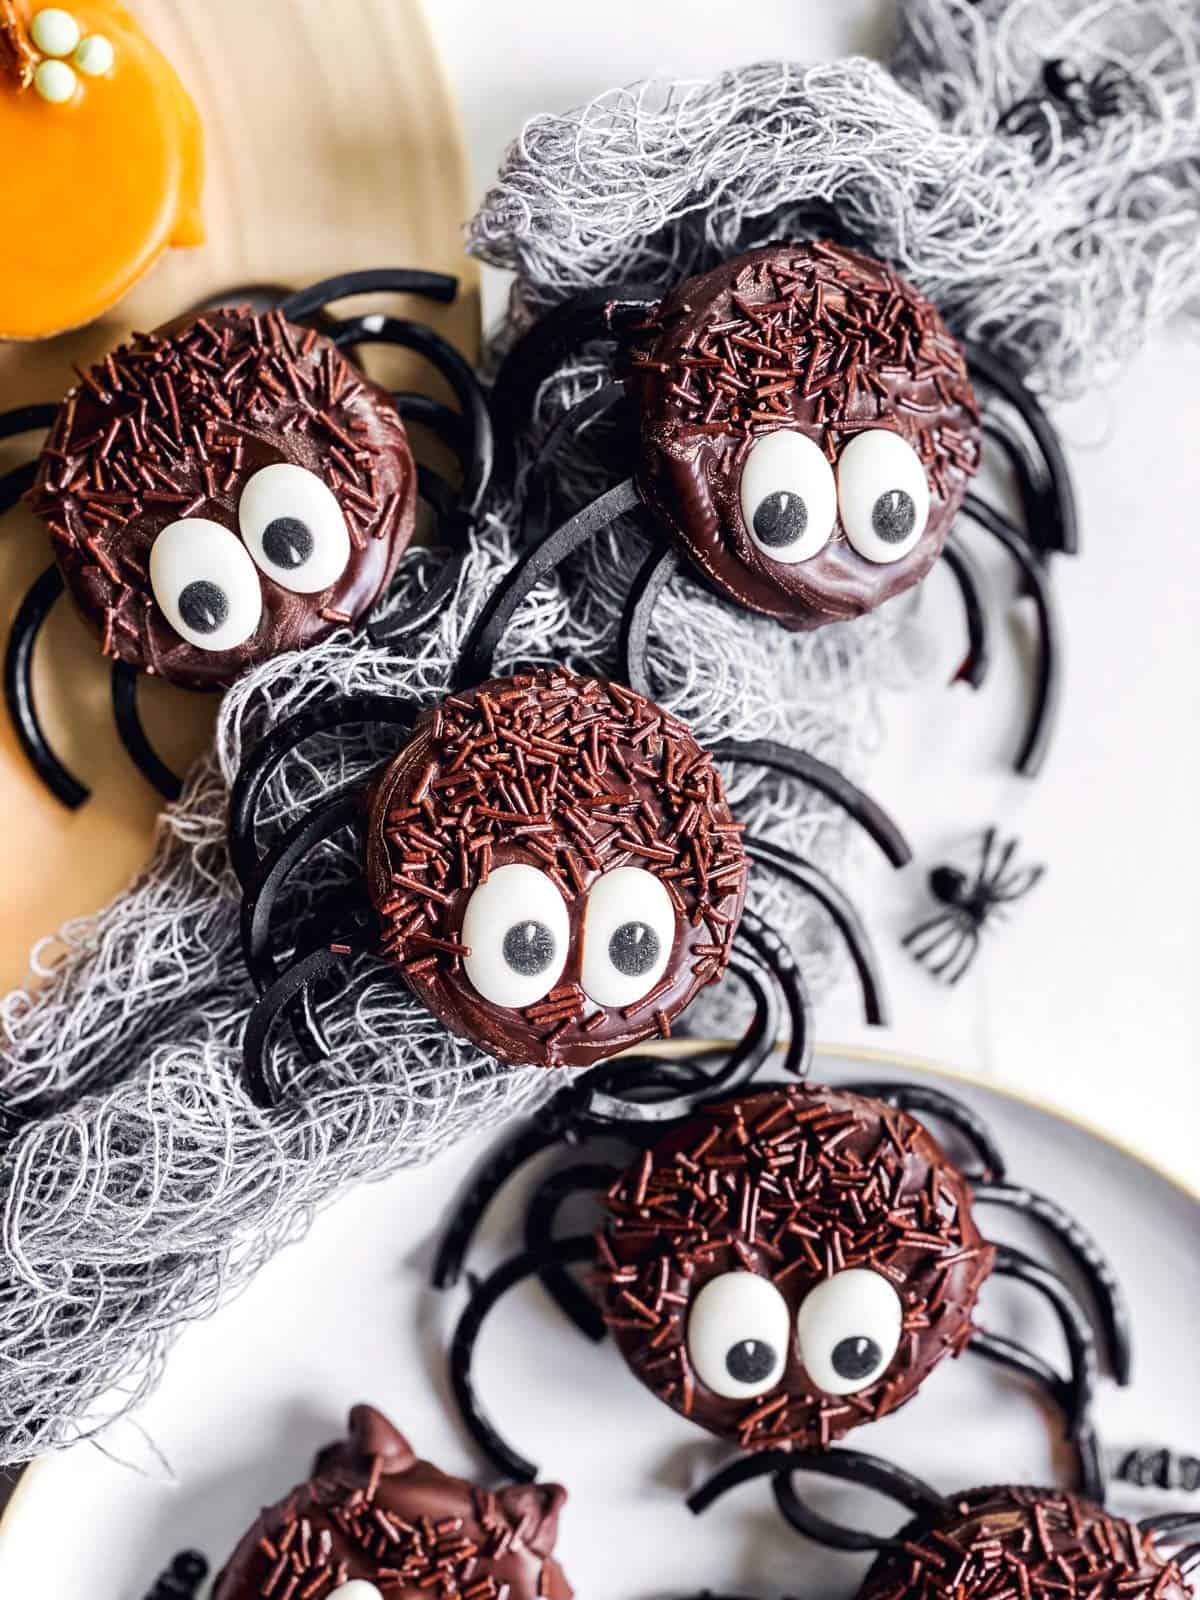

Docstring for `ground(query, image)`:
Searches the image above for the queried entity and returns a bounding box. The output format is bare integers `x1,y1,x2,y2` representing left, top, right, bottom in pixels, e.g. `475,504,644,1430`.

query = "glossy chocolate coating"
212,1405,572,1600
595,1085,992,1450
625,242,980,630
860,1487,1193,1600
364,667,747,1068
31,305,415,689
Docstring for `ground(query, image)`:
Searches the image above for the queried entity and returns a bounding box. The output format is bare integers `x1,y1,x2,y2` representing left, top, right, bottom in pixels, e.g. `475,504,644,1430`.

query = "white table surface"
424,0,1200,1190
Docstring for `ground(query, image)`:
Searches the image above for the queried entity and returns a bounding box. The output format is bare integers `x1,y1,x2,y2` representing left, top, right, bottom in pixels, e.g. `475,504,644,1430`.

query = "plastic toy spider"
473,237,1075,774
692,1455,1199,1595
434,1074,1130,1487
233,660,910,1103
999,58,1151,163
904,827,1045,984
1,268,492,806
142,1550,208,1600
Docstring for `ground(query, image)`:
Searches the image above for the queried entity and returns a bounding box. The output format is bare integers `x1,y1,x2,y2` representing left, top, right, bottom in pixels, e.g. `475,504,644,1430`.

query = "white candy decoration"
33,57,77,102
74,33,114,76
30,8,81,57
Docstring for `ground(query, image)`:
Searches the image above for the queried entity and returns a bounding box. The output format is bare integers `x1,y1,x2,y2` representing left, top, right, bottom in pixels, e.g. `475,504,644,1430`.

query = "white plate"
1,1050,1197,1599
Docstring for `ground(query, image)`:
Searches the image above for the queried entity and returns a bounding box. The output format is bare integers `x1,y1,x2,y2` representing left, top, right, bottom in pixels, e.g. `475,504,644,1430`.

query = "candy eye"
580,865,675,1008
238,463,352,594
739,429,837,565
148,518,263,653
795,1267,903,1395
461,863,570,1009
837,429,930,564
686,1271,790,1400
329,1584,383,1600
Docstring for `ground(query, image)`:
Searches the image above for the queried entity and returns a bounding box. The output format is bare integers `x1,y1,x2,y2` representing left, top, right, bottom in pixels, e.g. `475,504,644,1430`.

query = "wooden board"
0,0,477,991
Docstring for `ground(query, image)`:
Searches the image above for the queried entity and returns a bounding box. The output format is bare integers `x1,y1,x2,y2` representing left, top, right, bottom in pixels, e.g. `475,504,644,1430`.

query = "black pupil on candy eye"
502,921,555,977
832,1335,883,1380
871,489,916,544
608,921,660,977
178,579,228,635
262,516,315,570
726,1339,777,1384
753,490,807,548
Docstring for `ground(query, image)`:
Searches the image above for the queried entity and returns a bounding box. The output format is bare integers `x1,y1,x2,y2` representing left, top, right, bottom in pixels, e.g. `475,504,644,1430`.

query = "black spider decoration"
1,268,492,807
998,57,1152,163
142,1549,209,1600
433,1063,1130,1502
904,827,1045,984
472,230,1076,775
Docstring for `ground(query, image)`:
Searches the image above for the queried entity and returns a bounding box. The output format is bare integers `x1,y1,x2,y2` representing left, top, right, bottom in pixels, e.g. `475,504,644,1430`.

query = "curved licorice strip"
242,945,353,1108
1121,1448,1200,1495
457,476,643,688
327,314,493,522
735,907,813,1080
687,1444,945,1521
745,835,888,1024
0,401,59,442
392,391,473,458
969,1328,1074,1420
710,736,911,868
449,1233,597,1482
962,493,1062,777
972,1181,1132,1386
111,661,183,802
415,462,457,526
966,344,1079,558
981,414,1047,548
489,286,661,479
279,269,457,323
841,1080,1006,1181
0,459,38,516
228,693,413,885
518,379,633,547
618,543,681,700
524,1162,620,1343
988,1241,1098,1439
4,563,89,810
771,1474,904,1553
940,533,991,688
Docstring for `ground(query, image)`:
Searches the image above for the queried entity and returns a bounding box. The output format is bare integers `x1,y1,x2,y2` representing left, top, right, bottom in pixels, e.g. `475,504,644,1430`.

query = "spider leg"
520,379,632,547
415,463,457,526
525,1162,621,1342
745,835,889,1024
840,1080,1007,1180
619,544,681,700
0,458,38,516
971,1180,1131,1383
940,534,991,688
734,908,812,1079
228,692,414,885
966,343,1079,557
937,924,980,985
687,1445,944,1525
4,564,90,809
1119,1447,1200,1495
962,493,1062,777
110,662,183,801
488,286,662,479
969,1328,1074,1418
710,737,911,868
989,863,1046,902
456,477,643,688
1139,1513,1200,1538
448,1234,596,1482
987,1241,1098,1441
391,392,472,459
902,909,959,962
242,944,362,1106
0,402,59,442
279,269,457,321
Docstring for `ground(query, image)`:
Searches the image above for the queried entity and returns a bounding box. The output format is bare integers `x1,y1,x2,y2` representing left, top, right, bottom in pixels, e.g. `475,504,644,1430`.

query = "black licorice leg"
416,463,457,526
279,269,457,322
327,316,493,520
242,947,350,1107
520,380,632,546
1122,1448,1200,1495
710,737,912,868
940,534,991,688
736,908,812,1079
111,662,183,802
228,694,412,885
449,1234,596,1482
524,1163,620,1343
962,493,1062,777
745,836,888,1024
369,550,468,647
969,1328,1073,1417
988,1241,1097,1437
688,1445,945,1520
971,1181,1132,1384
489,287,661,479
840,1080,1006,1180
457,477,643,688
0,459,38,516
619,544,680,700
0,402,59,442
4,564,90,809
966,344,1078,557
392,392,472,459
